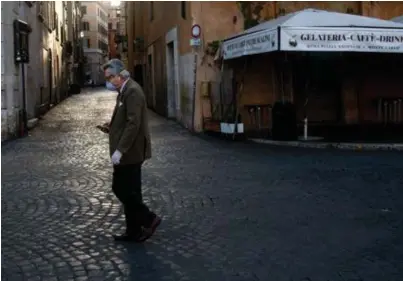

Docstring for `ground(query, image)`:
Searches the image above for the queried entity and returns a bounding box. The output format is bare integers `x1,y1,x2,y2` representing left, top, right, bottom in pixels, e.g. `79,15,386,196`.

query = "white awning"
223,9,403,60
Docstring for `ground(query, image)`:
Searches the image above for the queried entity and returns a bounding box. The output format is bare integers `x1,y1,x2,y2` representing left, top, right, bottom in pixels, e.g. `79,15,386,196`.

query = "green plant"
205,40,221,56
237,1,264,29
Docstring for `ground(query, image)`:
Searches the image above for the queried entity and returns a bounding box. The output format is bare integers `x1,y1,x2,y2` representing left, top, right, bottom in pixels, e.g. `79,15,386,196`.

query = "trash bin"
271,101,297,141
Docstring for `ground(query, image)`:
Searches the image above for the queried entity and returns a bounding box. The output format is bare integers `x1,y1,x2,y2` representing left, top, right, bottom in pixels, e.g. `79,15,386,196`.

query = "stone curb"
251,138,403,151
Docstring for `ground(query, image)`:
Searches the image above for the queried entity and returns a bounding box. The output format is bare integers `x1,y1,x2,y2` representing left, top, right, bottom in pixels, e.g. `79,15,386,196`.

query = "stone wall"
179,53,196,130
1,1,70,141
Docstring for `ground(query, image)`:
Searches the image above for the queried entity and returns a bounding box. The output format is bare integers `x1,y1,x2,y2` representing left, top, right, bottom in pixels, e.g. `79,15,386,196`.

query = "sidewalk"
251,138,403,151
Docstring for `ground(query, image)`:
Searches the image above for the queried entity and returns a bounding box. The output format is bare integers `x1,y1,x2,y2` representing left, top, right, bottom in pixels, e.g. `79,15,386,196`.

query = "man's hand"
111,150,122,165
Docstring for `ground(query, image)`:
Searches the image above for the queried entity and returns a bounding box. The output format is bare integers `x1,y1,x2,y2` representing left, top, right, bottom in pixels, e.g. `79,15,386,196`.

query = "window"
55,13,59,40
181,1,186,19
108,22,112,30
61,26,66,45
98,40,108,53
49,1,56,31
116,22,120,31
98,10,107,22
82,21,90,31
81,6,87,15
98,24,107,36
149,2,154,21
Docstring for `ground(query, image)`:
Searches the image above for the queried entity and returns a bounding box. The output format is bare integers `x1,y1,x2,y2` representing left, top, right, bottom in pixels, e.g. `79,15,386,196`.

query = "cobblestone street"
2,88,403,281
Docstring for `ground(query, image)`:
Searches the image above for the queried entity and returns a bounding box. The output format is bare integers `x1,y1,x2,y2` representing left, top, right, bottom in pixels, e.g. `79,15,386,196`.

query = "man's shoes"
138,216,162,242
113,233,143,242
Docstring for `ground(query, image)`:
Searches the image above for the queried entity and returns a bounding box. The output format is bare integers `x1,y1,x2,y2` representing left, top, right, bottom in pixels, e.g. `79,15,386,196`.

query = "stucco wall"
1,1,71,141
361,2,403,19
274,1,361,15
191,1,244,132
179,53,196,130
129,1,243,131
1,2,42,140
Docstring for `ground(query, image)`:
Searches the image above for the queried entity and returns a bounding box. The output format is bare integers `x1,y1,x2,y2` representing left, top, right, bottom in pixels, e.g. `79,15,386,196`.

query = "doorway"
43,48,53,106
147,45,156,109
134,64,144,87
165,27,180,120
166,42,176,118
55,55,60,103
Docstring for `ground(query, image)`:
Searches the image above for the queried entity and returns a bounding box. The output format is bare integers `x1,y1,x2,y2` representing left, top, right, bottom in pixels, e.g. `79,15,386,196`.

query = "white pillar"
303,117,308,140
1,2,20,139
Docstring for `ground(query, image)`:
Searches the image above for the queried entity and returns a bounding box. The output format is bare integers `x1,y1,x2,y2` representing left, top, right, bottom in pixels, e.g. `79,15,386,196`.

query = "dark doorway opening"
134,64,144,87
48,49,53,105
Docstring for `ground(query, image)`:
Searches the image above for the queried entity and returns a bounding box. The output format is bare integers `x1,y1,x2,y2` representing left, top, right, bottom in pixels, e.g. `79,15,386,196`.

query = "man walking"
101,59,161,242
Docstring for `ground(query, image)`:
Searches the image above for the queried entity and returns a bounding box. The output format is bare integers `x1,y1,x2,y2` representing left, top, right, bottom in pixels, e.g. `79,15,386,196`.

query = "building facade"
107,3,119,59
116,1,128,68
126,1,243,131
1,1,82,141
107,1,128,66
126,1,403,134
67,1,85,89
81,1,109,85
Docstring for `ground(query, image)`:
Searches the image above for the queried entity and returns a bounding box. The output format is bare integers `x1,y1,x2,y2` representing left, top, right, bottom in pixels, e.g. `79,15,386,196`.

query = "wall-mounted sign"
280,27,403,53
223,28,278,60
191,24,201,38
190,38,201,47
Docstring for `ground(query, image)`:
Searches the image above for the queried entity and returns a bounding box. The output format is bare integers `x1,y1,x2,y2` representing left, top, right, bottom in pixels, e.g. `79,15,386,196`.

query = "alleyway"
2,88,403,281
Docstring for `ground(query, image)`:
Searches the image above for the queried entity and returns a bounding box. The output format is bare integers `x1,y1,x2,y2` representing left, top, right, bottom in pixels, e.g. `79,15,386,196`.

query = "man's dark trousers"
112,163,156,235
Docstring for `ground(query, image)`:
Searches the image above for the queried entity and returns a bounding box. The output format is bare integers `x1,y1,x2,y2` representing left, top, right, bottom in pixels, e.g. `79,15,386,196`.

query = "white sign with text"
280,27,403,53
223,29,278,60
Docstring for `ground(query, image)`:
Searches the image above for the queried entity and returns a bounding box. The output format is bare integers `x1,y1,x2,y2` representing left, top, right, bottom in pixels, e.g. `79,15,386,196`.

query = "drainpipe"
191,51,198,132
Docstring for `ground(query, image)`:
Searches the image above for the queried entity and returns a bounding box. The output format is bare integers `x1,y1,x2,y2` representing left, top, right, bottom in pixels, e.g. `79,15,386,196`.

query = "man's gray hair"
102,59,130,78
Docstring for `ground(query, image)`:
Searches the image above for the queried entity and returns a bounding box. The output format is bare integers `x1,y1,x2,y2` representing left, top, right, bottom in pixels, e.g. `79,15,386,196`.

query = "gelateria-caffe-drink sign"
280,26,403,53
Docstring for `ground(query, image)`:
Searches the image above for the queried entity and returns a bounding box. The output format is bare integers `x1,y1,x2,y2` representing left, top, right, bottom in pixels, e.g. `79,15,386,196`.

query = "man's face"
104,68,123,88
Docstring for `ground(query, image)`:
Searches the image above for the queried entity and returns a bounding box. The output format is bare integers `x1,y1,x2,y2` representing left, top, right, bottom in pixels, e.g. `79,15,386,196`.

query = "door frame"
165,27,180,120
48,49,53,105
147,45,156,109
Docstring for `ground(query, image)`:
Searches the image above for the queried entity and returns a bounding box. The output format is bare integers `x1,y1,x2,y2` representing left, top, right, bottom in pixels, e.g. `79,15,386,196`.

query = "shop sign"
280,27,403,53
223,28,278,60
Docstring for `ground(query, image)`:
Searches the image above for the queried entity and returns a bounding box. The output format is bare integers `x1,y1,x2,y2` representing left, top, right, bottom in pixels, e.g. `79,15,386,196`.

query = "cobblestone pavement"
2,88,403,281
